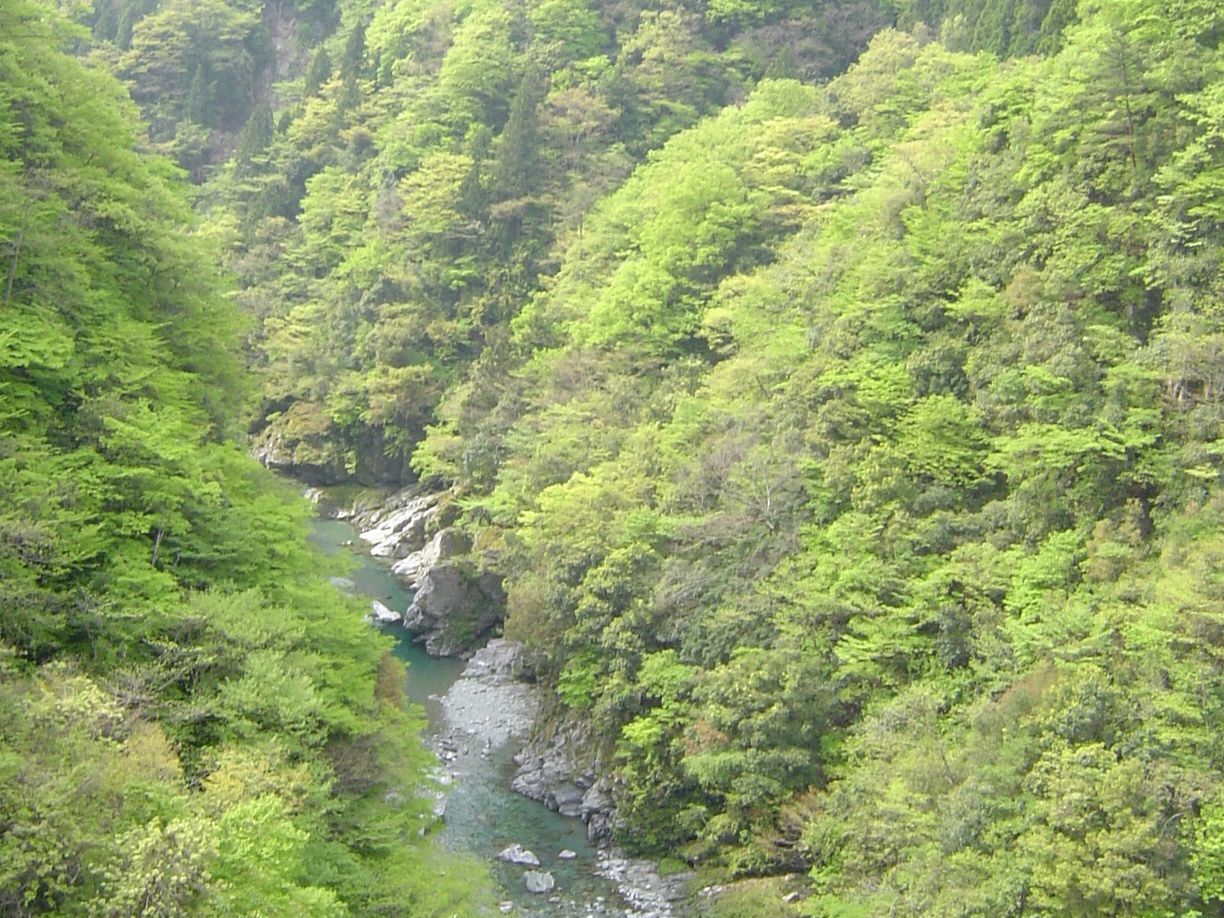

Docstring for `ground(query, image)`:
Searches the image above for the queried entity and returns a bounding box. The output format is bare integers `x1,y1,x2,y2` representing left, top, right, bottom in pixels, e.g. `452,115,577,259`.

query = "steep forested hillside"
416,2,1224,910
172,0,896,482
0,3,490,914
14,0,1224,913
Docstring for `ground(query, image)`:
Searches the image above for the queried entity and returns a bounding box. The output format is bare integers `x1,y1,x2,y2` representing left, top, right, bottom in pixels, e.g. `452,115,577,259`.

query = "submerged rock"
523,870,555,894
497,844,541,867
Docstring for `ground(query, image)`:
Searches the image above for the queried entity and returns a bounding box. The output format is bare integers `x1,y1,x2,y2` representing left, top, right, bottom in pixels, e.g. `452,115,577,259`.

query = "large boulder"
497,844,541,867
523,871,555,894
391,528,471,587
402,562,506,656
369,600,401,624
358,491,442,558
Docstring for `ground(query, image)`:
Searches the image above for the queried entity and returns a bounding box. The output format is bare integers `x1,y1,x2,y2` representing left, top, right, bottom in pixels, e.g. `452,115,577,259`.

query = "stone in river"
370,600,401,623
523,870,555,894
558,849,577,860
497,844,541,867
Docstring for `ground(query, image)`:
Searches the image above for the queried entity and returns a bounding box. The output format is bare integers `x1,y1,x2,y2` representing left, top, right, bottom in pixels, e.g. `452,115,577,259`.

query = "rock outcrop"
254,400,410,485
391,527,470,587
358,490,442,559
253,401,350,485
512,718,620,843
353,489,505,655
403,562,505,656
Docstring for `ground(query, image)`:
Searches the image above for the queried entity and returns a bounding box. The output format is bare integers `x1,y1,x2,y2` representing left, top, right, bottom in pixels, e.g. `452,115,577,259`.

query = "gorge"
312,504,690,915
2,0,1224,914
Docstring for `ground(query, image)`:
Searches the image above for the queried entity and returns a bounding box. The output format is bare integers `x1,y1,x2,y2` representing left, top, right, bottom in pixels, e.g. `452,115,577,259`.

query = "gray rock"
511,718,621,844
391,527,472,587
370,600,401,623
550,782,585,818
587,811,614,844
464,638,526,680
439,640,537,748
523,870,555,894
403,562,505,656
558,849,577,860
597,851,691,915
497,844,541,867
581,781,614,820
358,492,441,559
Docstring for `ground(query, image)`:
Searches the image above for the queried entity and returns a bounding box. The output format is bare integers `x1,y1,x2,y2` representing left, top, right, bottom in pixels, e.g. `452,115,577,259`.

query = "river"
310,517,647,916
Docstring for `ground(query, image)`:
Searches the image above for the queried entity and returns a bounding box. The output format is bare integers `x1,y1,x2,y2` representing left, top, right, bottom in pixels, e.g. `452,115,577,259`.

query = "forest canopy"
5,0,1224,913
0,2,490,913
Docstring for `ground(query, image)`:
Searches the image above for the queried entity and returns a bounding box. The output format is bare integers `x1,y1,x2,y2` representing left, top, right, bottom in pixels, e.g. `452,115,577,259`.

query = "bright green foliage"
0,3,493,914
398,2,1224,912
1194,794,1224,905
150,0,894,486
72,0,1224,911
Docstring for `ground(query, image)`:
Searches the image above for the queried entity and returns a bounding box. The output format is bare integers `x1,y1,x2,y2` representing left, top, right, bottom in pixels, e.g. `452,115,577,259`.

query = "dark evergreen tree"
491,68,544,202
234,101,274,176
304,45,331,97
185,62,207,124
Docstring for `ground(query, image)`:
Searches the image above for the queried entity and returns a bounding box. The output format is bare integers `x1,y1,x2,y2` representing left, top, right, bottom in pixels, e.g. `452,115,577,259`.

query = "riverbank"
310,504,691,916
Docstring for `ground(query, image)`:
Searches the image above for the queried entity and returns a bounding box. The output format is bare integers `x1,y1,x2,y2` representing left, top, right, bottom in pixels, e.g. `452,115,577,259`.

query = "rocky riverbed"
433,639,692,917
343,485,509,657
311,494,693,916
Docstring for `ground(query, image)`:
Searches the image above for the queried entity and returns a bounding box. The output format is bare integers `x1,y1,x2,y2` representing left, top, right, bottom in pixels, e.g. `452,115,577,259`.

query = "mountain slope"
421,3,1224,912
62,0,1224,912
0,3,490,913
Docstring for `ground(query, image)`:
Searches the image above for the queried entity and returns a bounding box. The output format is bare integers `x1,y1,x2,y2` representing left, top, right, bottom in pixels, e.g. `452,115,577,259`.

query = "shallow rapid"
310,518,642,916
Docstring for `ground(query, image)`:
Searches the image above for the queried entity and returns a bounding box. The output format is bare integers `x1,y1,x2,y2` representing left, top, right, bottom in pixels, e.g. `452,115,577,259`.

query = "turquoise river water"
310,518,633,915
